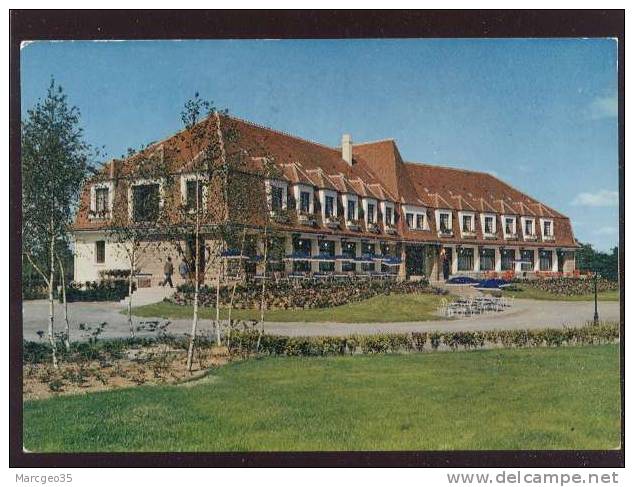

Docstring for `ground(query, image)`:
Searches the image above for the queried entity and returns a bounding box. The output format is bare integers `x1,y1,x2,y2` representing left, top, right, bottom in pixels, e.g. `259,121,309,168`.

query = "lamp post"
593,271,599,324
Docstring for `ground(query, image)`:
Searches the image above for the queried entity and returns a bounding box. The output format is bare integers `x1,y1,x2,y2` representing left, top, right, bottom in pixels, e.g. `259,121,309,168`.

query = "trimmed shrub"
61,279,135,302
170,279,443,310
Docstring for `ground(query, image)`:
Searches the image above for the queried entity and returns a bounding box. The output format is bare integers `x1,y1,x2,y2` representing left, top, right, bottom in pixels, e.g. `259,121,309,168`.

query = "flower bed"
513,277,618,296
170,279,443,310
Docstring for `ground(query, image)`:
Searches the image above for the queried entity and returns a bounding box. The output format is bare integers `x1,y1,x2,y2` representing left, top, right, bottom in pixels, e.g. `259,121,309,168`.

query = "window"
501,249,515,271
132,183,160,222
95,241,105,264
520,249,534,271
480,248,495,271
325,195,334,217
505,218,515,235
271,186,283,211
95,187,109,214
342,241,356,272
185,180,204,209
462,215,473,232
385,206,393,225
484,216,494,234
543,220,552,237
416,214,424,229
292,238,311,273
300,191,311,213
524,219,534,236
540,250,553,271
347,199,356,221
457,248,474,271
406,213,414,228
318,240,335,272
367,203,375,223
440,213,450,231
361,242,376,272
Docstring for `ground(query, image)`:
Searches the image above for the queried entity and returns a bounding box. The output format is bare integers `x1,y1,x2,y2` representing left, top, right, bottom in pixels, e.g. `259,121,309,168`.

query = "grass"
24,344,620,452
129,292,449,323
501,286,619,302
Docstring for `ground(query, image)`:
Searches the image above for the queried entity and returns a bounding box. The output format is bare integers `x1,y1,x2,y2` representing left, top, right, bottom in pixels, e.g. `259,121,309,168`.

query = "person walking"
161,257,174,288
179,259,190,283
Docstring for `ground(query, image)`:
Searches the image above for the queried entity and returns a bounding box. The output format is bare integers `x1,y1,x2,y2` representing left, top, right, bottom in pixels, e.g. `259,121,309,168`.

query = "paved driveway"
21,298,620,341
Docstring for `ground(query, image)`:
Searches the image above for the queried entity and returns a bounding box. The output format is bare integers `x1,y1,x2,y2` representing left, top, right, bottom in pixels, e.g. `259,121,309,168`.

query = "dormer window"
367,203,375,223
300,191,311,213
271,186,284,211
347,199,357,221
95,187,109,213
90,182,114,219
439,213,451,231
185,179,204,210
406,213,414,228
503,215,517,238
462,215,473,232
385,206,393,225
524,219,534,236
265,180,288,213
543,220,552,236
325,195,335,218
132,183,160,222
481,214,496,236
416,214,424,229
541,218,554,240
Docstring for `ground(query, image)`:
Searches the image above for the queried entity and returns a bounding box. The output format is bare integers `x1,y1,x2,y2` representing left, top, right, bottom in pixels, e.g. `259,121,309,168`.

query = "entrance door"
442,247,453,279
405,245,426,276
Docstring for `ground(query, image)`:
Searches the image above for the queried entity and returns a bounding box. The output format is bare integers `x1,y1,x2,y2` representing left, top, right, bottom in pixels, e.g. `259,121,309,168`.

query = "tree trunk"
56,253,71,351
215,260,222,345
128,251,136,338
227,227,247,349
256,226,269,352
186,215,201,372
48,232,58,368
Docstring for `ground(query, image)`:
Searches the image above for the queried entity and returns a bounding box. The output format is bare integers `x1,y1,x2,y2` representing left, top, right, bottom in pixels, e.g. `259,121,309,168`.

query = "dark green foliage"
225,321,618,357
576,243,619,281
61,279,135,302
171,278,440,310
514,276,618,296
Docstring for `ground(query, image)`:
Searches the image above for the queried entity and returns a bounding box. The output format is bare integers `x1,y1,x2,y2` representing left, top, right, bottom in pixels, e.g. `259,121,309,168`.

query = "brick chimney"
109,159,119,180
341,134,353,165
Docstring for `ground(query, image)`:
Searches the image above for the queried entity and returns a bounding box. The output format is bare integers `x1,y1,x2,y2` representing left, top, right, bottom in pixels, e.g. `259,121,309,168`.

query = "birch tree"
103,146,171,338
167,94,246,371
22,79,91,366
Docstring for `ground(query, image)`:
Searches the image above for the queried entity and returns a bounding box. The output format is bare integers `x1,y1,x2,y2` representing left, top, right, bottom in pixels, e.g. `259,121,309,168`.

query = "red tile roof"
74,114,577,248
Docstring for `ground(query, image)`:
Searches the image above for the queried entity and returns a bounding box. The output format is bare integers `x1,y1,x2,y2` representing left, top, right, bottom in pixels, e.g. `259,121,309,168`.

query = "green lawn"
501,286,619,302
24,345,621,452
130,293,448,323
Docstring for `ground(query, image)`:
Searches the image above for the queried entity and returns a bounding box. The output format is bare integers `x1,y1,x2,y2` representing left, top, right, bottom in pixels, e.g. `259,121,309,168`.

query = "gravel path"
21,297,620,341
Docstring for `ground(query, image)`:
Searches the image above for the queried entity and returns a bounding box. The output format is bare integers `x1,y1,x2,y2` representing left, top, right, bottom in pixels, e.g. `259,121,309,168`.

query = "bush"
98,269,132,279
171,279,443,310
226,321,618,357
22,283,49,300
516,277,618,296
61,279,135,302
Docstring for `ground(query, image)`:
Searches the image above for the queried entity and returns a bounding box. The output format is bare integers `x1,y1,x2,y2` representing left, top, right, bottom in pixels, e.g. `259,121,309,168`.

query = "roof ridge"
225,114,342,154
354,138,396,147
405,160,490,176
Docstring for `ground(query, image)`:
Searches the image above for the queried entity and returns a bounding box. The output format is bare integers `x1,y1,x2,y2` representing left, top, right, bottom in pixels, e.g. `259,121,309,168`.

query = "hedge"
170,279,443,310
24,321,618,365
61,279,135,303
226,321,619,356
512,277,618,296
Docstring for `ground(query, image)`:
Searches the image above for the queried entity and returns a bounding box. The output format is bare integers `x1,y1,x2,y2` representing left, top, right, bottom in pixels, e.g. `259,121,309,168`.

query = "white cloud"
571,189,618,207
594,226,618,236
587,94,618,120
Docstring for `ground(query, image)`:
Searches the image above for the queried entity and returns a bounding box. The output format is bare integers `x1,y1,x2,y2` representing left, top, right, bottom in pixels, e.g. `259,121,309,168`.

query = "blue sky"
21,39,618,250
